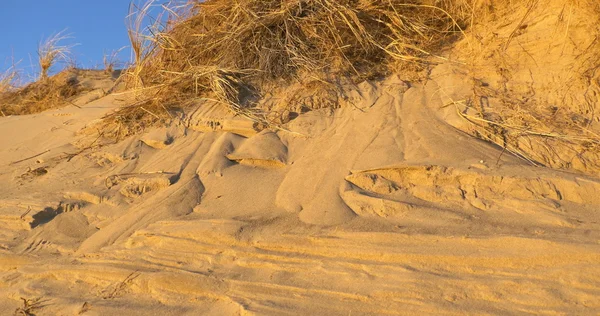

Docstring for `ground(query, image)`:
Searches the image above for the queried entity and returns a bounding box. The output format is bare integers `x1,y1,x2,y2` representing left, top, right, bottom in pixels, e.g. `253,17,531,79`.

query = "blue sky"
1,1,138,81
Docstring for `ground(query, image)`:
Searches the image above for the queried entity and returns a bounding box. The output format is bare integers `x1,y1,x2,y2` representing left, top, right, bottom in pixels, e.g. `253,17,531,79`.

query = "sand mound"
227,131,288,167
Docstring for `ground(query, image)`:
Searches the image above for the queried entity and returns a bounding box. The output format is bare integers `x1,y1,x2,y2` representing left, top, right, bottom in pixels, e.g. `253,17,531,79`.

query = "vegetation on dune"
0,32,119,116
107,0,471,136
1,0,470,122
103,47,126,75
37,30,74,81
0,68,86,116
2,0,599,175
0,64,19,95
0,32,82,116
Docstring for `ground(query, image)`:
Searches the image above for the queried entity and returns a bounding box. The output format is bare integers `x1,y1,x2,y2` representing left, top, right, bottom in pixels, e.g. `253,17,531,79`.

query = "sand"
1,2,600,314
0,71,598,315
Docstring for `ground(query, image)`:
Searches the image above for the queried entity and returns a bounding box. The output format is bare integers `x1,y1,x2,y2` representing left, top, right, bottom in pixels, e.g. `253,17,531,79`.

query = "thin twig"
9,150,50,166
103,271,141,299
68,100,82,109
20,206,32,220
503,0,539,51
140,106,161,119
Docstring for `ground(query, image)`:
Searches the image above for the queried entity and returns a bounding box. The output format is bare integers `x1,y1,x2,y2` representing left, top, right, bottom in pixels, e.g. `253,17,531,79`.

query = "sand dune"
2,1,600,314
0,72,599,315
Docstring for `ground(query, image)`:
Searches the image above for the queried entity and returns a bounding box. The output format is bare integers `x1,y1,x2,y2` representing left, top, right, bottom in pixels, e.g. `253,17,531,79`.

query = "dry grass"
0,68,86,115
464,83,600,170
37,31,74,81
103,0,469,137
103,47,126,74
0,31,81,116
0,65,19,96
125,1,159,92
450,96,600,168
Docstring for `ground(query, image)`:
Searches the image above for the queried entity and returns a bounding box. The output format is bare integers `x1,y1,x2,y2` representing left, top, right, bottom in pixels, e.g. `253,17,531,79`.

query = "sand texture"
2,1,600,314
0,72,598,315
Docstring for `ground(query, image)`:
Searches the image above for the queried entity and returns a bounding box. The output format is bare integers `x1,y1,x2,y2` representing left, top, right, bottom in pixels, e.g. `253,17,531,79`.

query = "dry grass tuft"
0,31,83,116
37,30,74,81
0,64,19,96
103,47,126,75
104,0,468,137
125,1,160,92
0,68,87,115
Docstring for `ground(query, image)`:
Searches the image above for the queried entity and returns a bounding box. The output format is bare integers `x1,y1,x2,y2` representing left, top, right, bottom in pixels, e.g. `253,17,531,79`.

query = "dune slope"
0,70,599,315
2,1,600,314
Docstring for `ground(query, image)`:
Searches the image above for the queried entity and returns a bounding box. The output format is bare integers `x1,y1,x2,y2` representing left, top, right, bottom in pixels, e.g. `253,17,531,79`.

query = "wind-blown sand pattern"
2,0,600,315
1,73,599,315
